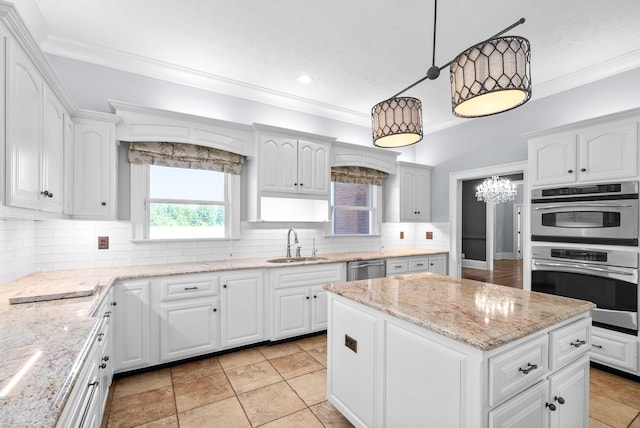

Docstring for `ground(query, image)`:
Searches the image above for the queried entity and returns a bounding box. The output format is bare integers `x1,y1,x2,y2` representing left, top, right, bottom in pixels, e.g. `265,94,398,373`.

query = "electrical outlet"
400,231,404,239
98,236,109,250
426,231,433,240
344,334,358,353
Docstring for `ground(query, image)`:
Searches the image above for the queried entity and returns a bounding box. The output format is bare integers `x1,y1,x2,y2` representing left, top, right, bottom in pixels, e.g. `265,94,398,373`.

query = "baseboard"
496,252,516,260
462,259,487,270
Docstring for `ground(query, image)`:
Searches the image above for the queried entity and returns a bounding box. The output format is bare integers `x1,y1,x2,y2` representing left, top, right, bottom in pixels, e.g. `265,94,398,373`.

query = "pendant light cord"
431,0,438,68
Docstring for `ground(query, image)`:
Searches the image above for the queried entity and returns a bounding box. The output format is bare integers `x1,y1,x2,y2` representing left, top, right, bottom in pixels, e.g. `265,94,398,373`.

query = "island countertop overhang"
324,272,596,351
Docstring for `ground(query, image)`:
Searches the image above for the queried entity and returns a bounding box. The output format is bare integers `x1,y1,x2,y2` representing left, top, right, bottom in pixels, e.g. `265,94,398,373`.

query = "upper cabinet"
528,114,639,187
385,162,432,222
72,118,117,218
259,135,330,195
5,35,67,214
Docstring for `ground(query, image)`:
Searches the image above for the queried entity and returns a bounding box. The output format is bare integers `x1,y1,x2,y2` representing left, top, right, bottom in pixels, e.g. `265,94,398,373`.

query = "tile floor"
103,333,640,428
102,334,352,428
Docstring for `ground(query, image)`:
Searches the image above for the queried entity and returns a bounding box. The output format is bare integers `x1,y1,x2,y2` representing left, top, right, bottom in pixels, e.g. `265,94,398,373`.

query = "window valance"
331,166,386,186
128,142,246,174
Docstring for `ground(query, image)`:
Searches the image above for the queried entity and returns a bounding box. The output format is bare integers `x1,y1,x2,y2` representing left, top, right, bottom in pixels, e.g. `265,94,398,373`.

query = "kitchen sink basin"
267,257,327,263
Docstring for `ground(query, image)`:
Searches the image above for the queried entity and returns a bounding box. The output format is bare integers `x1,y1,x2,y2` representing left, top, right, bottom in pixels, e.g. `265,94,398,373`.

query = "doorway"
448,161,529,285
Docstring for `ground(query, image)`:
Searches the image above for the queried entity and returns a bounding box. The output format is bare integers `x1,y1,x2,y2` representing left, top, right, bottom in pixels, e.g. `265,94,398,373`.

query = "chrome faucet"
286,228,299,258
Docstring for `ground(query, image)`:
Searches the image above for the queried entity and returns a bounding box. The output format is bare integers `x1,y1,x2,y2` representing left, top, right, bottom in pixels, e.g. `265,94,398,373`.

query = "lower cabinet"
220,270,265,348
272,263,344,340
590,326,638,373
386,254,448,276
113,279,151,372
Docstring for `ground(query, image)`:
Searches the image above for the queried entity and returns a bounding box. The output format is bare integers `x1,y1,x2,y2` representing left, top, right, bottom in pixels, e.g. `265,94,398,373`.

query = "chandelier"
372,0,531,148
475,176,517,204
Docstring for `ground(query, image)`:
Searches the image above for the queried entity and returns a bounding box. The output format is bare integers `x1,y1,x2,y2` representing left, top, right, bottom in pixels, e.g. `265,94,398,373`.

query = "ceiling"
11,0,640,133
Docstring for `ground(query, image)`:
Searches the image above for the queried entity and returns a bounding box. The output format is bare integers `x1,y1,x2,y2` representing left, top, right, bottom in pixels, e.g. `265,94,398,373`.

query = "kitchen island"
325,272,596,428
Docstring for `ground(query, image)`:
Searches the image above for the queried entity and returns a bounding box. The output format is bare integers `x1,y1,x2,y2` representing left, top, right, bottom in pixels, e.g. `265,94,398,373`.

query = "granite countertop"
324,272,596,351
0,248,446,427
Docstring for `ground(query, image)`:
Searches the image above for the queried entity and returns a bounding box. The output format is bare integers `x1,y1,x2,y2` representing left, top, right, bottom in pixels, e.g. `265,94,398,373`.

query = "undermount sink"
267,257,327,263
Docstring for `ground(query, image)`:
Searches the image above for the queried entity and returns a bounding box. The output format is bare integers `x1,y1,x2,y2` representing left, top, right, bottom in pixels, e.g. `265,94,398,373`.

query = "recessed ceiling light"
297,75,313,84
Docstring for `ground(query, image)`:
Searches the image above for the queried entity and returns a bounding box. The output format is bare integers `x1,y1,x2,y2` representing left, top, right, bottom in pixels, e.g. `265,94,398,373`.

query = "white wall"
0,219,36,284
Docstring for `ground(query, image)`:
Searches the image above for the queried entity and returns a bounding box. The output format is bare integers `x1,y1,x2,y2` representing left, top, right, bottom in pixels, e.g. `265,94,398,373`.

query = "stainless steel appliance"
531,181,639,246
347,259,386,281
531,246,638,334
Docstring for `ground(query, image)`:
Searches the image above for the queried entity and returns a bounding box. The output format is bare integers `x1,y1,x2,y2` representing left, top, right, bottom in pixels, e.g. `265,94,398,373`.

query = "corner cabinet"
528,115,638,187
73,118,117,218
258,134,330,195
384,162,432,222
5,34,67,214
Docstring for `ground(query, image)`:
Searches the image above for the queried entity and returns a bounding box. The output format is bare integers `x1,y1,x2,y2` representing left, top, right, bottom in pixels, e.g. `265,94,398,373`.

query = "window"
147,165,227,239
331,181,380,235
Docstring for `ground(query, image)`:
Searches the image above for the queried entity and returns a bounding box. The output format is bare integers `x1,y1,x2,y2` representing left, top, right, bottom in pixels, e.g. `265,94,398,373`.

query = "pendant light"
371,0,531,148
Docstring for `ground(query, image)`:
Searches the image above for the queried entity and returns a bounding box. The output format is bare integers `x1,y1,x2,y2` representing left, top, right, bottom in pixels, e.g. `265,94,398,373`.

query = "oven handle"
533,203,634,210
532,261,635,276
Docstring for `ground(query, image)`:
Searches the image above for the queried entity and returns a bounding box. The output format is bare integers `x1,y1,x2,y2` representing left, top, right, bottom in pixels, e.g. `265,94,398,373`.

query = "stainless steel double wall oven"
530,181,639,335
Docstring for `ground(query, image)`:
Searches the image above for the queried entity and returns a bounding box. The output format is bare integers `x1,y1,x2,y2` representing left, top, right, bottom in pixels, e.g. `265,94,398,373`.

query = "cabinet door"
399,167,417,220
41,87,65,213
160,298,219,361
414,167,431,221
274,287,310,339
261,137,297,193
6,38,43,210
579,120,638,182
113,280,151,372
489,380,550,428
220,271,264,348
298,140,330,195
590,327,638,372
548,356,589,428
310,286,327,331
73,120,115,217
529,135,577,186
428,254,448,275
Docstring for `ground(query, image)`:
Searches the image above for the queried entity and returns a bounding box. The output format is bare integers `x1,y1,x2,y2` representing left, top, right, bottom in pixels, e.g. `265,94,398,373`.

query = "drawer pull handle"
395,265,403,269
570,339,586,348
592,344,603,349
184,286,199,290
545,402,557,411
416,263,424,266
518,362,538,374
97,333,104,342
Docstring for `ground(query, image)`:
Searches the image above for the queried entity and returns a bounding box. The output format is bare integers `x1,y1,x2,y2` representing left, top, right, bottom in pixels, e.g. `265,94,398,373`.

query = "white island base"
325,276,594,428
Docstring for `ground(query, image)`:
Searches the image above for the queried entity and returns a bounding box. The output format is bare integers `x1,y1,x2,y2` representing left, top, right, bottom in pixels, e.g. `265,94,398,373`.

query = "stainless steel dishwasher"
346,259,386,281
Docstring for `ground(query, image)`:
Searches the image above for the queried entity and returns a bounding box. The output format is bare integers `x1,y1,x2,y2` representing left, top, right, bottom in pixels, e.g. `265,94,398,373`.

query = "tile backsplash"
1,218,450,282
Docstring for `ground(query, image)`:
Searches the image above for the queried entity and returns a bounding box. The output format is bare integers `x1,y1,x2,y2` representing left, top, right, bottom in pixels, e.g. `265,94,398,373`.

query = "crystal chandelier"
475,176,517,204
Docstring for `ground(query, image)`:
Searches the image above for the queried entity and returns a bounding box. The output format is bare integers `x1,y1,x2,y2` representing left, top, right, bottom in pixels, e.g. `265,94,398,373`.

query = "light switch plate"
98,236,109,250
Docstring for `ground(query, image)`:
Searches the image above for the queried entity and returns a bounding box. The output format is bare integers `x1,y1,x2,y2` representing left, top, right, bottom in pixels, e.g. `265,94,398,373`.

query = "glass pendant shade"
371,97,423,148
475,175,517,204
451,36,531,118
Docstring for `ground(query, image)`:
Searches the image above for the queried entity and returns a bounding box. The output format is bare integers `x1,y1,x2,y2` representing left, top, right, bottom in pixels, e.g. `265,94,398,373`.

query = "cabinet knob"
299,183,303,186
294,182,298,186
213,308,217,312
554,396,565,405
581,168,586,172
567,169,574,173
101,202,106,206
306,296,310,300
545,403,557,411
99,363,107,369
102,356,109,361
40,190,53,198
111,301,117,306
313,295,317,299
97,332,104,342
223,284,227,288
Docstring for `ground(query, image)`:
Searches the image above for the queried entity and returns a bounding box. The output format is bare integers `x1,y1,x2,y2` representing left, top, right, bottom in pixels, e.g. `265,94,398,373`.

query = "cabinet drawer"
549,317,591,370
386,258,408,275
408,257,429,272
160,275,219,301
590,327,638,372
489,334,549,406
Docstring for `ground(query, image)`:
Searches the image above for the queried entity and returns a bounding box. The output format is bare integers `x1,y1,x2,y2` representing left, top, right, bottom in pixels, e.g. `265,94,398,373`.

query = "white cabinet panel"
579,120,638,181
385,162,432,222
220,271,265,348
489,380,550,428
160,298,219,361
274,287,310,338
310,286,327,331
529,134,577,186
41,87,64,213
428,254,448,274
548,355,589,428
113,280,151,372
590,327,638,372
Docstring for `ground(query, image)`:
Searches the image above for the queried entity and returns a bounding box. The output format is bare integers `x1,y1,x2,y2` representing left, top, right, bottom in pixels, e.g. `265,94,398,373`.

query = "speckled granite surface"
0,249,446,427
325,272,596,351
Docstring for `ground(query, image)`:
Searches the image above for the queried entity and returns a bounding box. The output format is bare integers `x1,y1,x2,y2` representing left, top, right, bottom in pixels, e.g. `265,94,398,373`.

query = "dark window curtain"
127,142,246,174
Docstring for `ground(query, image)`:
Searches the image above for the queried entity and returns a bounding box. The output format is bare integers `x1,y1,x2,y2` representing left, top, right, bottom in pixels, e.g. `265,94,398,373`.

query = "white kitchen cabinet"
259,135,330,195
590,326,638,373
548,355,590,428
220,270,265,348
488,380,550,428
384,162,432,222
529,117,638,187
96,291,114,419
113,280,151,372
5,35,65,213
160,297,220,362
386,254,448,276
272,263,344,340
73,118,117,218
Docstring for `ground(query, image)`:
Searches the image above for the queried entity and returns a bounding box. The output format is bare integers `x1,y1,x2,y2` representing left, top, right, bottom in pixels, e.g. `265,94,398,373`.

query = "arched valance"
331,166,386,186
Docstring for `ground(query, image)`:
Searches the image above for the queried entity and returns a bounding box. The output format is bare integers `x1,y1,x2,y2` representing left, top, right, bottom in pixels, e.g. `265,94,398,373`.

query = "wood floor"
462,259,640,428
